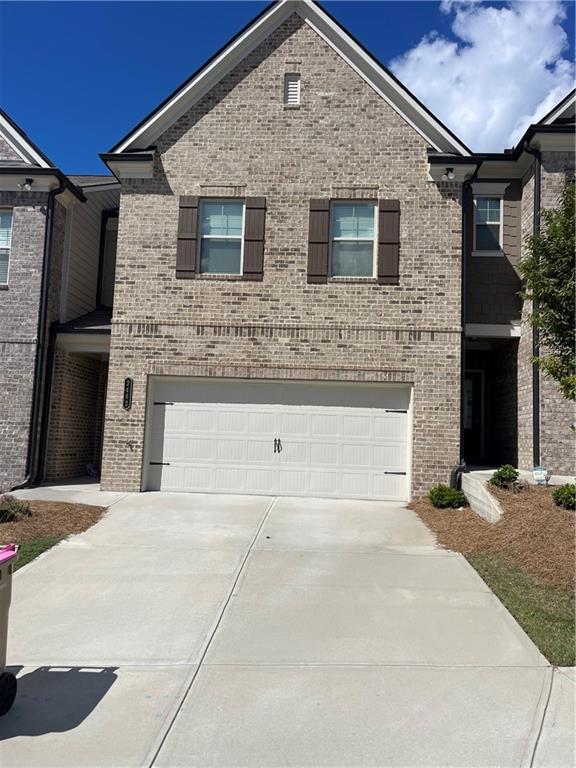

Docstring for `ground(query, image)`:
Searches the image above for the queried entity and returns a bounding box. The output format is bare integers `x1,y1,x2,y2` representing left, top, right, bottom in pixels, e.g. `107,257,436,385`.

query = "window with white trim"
284,73,301,106
330,201,377,277
199,200,244,274
0,211,13,285
474,196,502,253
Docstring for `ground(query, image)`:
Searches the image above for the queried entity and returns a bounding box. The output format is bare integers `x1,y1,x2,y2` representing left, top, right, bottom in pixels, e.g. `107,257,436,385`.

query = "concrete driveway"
0,491,572,767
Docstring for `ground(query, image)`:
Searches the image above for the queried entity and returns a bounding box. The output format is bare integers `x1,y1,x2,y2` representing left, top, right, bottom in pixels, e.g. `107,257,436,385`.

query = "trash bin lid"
0,544,18,565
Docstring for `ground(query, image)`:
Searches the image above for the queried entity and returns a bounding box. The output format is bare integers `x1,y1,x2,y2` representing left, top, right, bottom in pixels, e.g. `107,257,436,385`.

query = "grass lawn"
1,498,106,571
411,485,575,666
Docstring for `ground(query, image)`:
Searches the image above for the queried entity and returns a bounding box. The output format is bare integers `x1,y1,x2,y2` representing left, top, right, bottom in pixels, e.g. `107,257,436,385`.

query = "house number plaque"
123,378,133,410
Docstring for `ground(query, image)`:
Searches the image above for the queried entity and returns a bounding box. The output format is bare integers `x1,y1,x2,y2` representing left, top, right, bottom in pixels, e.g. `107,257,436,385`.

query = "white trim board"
111,0,469,157
0,113,51,168
466,324,521,338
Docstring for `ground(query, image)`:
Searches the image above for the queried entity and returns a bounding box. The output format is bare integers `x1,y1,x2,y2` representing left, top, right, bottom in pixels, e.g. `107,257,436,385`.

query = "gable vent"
284,73,301,106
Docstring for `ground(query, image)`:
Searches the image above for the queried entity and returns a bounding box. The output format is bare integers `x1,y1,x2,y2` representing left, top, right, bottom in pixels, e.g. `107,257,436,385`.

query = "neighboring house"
1,0,574,501
0,110,119,491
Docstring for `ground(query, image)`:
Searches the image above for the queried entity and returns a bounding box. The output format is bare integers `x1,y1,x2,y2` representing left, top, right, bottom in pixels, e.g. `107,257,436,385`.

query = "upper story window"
0,211,13,285
199,199,244,274
330,201,377,277
474,196,502,254
284,73,301,106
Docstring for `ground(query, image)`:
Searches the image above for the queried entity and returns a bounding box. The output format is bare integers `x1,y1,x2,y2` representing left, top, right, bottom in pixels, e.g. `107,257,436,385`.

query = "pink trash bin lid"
0,544,17,564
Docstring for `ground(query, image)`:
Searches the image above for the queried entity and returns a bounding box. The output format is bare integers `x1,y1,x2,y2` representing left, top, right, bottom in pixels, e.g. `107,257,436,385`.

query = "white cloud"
390,0,575,151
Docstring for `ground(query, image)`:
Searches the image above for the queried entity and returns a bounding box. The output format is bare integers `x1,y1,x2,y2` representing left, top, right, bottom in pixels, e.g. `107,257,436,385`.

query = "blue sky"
0,1,574,173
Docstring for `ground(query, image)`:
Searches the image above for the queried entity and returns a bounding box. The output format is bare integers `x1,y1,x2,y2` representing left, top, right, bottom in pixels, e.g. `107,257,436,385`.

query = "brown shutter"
378,199,400,285
307,199,330,283
176,196,199,279
243,197,266,281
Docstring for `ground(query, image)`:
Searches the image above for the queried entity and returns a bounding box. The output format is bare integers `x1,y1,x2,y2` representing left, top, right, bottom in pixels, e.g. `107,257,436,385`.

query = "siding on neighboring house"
101,13,463,497
466,181,522,325
63,188,118,320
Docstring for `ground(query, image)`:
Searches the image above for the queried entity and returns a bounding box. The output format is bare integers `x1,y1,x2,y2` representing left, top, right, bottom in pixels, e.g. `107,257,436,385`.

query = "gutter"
451,161,481,489
523,141,542,467
11,178,66,491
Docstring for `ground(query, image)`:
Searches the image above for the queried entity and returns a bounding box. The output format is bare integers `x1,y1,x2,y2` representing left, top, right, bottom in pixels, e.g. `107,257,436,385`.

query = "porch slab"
12,479,129,508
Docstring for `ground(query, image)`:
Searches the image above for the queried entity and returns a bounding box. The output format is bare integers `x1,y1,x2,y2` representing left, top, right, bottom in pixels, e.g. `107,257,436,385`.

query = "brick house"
2,0,574,500
0,109,119,491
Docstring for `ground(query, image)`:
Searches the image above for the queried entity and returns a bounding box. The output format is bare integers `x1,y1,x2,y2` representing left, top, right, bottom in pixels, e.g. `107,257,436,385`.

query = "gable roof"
0,107,54,168
108,0,471,156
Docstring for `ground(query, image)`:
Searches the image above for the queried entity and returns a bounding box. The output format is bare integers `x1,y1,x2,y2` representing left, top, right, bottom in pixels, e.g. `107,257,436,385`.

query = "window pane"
487,198,501,220
0,211,12,249
200,239,241,274
332,203,374,238
331,241,374,277
476,223,500,251
0,249,8,284
200,201,243,237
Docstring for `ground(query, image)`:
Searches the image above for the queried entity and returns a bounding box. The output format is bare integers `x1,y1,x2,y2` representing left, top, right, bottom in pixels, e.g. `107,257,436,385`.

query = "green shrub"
489,464,520,488
552,484,576,511
0,494,32,524
428,484,467,509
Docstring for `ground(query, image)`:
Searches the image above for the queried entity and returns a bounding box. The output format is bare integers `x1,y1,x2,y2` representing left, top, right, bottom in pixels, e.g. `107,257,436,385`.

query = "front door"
464,371,484,464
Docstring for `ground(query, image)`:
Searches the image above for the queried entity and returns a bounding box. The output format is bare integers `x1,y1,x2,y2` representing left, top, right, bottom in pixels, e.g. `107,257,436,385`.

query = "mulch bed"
410,485,575,590
0,500,106,546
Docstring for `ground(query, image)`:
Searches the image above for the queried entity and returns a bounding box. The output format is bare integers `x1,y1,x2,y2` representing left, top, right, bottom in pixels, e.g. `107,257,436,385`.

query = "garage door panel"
145,379,411,501
341,415,373,438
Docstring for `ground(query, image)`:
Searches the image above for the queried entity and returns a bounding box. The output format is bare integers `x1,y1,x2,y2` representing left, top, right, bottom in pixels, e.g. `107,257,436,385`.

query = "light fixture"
441,167,455,181
18,178,34,192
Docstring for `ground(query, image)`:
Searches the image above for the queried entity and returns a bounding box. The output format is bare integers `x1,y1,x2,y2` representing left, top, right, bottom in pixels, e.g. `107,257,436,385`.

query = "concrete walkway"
0,490,573,767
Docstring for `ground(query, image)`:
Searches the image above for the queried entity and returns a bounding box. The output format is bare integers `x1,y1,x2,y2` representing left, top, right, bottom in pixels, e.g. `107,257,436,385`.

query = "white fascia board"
0,114,51,168
530,132,576,152
0,173,62,193
427,163,478,182
113,0,469,157
471,181,510,195
298,1,469,155
56,332,110,354
114,0,295,153
542,91,575,125
105,158,154,179
466,323,521,338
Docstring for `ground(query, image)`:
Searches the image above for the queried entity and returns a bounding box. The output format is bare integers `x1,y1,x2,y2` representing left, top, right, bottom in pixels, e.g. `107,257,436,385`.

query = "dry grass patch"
410,485,574,590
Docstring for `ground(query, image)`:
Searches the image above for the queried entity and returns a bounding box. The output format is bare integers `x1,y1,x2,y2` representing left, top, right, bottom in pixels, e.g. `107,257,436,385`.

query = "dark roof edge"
538,88,576,125
107,0,278,153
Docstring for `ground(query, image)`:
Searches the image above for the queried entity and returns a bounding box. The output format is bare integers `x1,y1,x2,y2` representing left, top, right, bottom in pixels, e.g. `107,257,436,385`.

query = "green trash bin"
0,544,18,716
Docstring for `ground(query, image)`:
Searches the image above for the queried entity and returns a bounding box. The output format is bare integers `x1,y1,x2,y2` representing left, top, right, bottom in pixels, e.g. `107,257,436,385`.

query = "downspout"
524,142,541,467
451,163,480,489
11,179,65,491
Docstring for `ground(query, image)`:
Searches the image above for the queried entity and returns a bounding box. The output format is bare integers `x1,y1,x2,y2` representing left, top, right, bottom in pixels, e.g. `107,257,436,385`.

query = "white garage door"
144,378,411,501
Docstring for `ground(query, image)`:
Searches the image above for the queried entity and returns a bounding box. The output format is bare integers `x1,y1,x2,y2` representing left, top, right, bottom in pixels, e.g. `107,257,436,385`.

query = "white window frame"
198,198,245,275
0,209,13,286
472,195,504,257
329,200,378,278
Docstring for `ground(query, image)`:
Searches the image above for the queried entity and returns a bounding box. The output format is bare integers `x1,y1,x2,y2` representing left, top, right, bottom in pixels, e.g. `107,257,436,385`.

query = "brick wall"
518,171,535,470
0,191,49,489
538,152,575,475
45,351,108,480
102,14,463,497
0,136,22,162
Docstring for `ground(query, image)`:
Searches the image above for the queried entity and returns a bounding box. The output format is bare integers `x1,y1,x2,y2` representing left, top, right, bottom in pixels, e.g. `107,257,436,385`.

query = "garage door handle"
150,462,170,466
274,438,283,454
383,471,406,475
